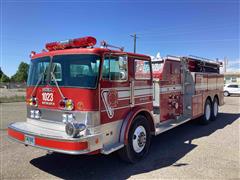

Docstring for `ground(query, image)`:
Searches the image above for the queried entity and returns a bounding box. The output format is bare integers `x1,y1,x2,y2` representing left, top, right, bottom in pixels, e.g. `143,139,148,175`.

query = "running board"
155,118,191,135
101,143,124,155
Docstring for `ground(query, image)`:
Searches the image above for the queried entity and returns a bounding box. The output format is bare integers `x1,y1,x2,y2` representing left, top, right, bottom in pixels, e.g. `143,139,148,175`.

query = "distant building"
224,72,240,84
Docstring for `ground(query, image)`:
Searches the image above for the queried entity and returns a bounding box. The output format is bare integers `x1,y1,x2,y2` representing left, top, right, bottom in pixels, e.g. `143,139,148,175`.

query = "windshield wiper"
50,64,65,100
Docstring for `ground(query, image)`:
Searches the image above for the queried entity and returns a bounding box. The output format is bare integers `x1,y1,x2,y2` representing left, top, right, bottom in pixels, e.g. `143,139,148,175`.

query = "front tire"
118,115,151,163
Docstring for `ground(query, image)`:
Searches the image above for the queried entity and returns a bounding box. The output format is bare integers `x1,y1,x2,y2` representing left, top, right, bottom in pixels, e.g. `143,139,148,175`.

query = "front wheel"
118,115,151,163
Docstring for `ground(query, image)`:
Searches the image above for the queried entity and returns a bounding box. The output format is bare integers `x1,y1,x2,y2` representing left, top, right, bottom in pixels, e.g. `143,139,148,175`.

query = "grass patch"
0,95,26,103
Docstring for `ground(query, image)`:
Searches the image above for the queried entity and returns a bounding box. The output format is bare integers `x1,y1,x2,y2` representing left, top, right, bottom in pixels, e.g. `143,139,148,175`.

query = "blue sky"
1,0,239,76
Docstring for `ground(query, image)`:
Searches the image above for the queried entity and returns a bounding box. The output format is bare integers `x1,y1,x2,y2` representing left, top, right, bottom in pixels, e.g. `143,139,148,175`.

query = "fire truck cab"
8,36,224,163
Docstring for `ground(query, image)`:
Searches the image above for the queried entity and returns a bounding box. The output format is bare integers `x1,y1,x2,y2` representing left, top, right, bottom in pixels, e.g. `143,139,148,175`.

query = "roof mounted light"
29,51,36,58
45,36,97,51
101,41,124,51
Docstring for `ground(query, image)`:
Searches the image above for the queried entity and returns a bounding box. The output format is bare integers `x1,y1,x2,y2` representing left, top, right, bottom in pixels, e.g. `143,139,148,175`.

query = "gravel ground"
0,97,239,179
0,102,26,130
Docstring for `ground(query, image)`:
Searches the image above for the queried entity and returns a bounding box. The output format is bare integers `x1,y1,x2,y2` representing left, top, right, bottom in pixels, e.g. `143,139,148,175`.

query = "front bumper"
8,120,103,155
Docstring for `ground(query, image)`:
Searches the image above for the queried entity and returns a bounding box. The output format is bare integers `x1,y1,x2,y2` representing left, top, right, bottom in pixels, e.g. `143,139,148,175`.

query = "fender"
119,107,155,145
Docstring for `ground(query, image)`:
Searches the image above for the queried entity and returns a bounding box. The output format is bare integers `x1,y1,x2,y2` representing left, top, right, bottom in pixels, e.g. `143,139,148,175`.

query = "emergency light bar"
45,36,97,51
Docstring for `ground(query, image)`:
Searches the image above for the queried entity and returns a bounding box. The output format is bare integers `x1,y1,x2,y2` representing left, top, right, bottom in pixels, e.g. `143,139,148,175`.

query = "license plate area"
24,135,35,146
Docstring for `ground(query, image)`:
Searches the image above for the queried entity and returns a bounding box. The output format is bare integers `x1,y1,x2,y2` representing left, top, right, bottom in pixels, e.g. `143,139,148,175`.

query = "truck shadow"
30,112,240,180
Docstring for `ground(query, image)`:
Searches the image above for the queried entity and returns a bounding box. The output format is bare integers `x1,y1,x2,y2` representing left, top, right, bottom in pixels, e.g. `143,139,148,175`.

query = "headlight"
30,109,41,119
35,110,40,119
62,113,75,123
65,121,86,138
62,114,68,123
30,110,35,118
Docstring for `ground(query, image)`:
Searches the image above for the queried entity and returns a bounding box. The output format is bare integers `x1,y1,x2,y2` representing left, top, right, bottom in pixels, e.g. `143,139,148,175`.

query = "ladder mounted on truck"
183,55,222,73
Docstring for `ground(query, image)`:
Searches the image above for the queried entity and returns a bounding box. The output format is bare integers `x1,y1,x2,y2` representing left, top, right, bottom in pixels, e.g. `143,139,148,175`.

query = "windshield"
27,54,101,89
27,56,51,86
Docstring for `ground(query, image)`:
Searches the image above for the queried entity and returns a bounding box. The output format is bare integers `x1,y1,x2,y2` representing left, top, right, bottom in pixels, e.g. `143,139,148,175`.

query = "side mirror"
119,71,127,80
119,56,127,67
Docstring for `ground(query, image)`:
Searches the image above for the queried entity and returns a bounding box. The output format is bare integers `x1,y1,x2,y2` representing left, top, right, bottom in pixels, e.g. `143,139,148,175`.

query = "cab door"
100,54,130,124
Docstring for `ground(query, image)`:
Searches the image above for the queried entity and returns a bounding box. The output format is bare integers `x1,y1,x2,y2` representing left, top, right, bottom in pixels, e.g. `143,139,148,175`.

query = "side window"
228,84,238,88
134,59,151,80
102,55,128,81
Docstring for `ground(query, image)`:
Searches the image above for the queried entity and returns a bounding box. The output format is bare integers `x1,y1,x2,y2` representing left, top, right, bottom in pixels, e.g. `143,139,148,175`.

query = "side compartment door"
133,59,153,109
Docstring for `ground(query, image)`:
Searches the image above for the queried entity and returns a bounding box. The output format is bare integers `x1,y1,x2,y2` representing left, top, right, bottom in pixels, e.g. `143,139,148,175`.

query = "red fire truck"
8,36,224,163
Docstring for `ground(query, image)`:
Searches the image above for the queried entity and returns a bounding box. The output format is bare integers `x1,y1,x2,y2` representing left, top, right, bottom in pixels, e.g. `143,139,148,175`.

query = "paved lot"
0,97,239,179
0,102,26,130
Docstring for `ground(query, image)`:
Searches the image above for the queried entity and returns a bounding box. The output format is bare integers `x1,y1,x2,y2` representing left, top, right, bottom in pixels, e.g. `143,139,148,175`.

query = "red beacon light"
29,51,36,58
45,36,97,51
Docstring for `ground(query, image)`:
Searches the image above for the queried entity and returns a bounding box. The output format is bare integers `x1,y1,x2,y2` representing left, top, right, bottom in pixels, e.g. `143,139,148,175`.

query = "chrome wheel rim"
205,104,211,121
214,101,218,117
132,125,146,153
224,92,228,96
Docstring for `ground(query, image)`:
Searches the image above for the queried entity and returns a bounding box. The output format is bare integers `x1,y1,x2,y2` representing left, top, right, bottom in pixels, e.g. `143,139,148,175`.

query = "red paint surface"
35,137,88,151
27,87,99,111
8,128,24,141
8,128,88,151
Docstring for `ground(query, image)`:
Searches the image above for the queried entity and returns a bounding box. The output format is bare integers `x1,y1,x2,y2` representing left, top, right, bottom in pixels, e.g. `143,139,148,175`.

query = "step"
155,117,191,135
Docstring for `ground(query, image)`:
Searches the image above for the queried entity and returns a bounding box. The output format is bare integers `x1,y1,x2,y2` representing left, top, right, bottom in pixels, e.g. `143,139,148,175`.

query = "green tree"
0,74,10,82
11,62,29,82
0,68,10,83
0,67,3,79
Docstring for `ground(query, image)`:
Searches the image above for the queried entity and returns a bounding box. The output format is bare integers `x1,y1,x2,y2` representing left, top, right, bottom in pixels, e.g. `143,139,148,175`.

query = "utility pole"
130,33,138,53
224,57,228,73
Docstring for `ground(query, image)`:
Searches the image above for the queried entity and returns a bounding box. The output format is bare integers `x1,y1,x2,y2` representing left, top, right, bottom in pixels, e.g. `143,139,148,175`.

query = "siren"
45,36,97,51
